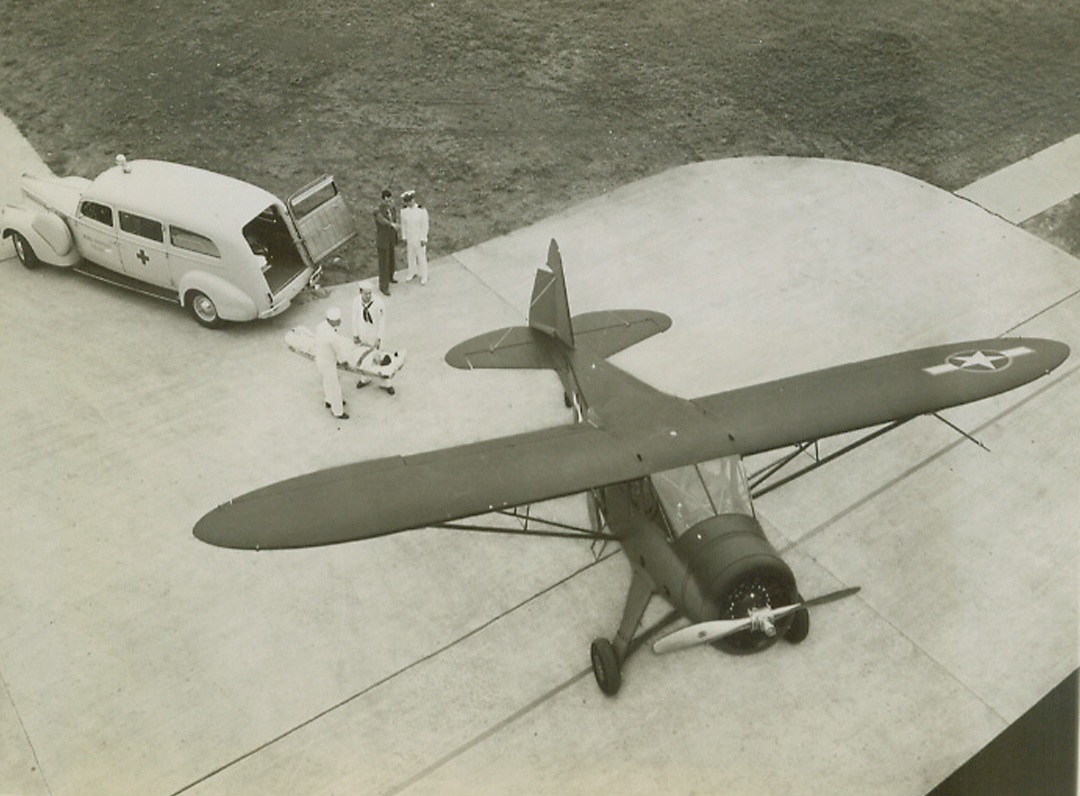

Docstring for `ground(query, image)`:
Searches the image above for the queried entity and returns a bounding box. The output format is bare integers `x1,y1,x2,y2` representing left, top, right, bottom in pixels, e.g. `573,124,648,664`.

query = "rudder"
528,239,575,349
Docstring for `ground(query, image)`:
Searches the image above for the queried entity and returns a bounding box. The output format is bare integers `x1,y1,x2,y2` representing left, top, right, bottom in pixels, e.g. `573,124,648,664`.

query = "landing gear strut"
590,569,655,696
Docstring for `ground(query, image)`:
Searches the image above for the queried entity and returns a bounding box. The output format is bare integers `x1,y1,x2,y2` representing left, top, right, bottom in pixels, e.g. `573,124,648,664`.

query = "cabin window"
651,465,715,537
651,456,755,538
79,201,113,227
118,210,164,243
170,225,220,258
698,456,754,517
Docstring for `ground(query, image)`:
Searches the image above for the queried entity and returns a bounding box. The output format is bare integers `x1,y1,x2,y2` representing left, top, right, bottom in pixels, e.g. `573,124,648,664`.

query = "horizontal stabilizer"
571,310,672,359
444,326,557,370
444,310,672,370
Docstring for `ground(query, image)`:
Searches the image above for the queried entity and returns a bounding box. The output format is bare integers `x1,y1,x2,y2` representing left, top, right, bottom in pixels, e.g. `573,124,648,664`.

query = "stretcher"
285,326,406,387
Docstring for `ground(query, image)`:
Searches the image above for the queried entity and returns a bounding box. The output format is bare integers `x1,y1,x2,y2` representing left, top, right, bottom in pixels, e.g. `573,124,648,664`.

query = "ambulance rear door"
286,175,357,264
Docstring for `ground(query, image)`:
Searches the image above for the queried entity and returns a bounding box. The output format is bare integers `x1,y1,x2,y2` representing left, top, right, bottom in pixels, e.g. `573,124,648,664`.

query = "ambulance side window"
80,201,113,227
118,210,163,242
170,226,220,258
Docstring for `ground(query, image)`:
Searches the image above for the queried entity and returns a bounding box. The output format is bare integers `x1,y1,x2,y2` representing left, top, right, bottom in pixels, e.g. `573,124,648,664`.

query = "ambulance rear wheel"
590,638,621,696
187,290,223,329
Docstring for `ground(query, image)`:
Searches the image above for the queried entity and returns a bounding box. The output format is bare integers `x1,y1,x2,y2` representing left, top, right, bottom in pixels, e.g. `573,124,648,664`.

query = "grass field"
1,1,1077,281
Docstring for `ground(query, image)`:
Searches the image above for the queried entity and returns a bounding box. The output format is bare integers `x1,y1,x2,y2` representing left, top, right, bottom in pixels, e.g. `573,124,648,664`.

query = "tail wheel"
11,233,40,269
590,638,622,696
186,290,224,329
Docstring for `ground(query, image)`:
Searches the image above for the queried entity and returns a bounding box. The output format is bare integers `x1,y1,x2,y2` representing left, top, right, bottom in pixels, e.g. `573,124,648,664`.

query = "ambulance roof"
86,159,281,233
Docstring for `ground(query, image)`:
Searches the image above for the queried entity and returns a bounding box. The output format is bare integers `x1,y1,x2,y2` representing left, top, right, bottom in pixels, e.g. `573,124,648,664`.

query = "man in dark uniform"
373,189,399,296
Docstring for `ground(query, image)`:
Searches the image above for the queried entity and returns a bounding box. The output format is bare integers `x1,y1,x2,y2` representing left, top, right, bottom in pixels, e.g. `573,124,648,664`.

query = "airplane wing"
195,337,1067,551
692,338,1070,456
194,423,654,550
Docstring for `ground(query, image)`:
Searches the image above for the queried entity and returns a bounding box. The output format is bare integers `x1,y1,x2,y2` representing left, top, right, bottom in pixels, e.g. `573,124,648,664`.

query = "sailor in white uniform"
314,306,350,419
352,283,395,394
399,190,430,285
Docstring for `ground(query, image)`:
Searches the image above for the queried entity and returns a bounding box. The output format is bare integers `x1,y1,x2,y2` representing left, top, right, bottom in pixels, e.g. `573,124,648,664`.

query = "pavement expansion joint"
177,552,620,794
1003,287,1080,335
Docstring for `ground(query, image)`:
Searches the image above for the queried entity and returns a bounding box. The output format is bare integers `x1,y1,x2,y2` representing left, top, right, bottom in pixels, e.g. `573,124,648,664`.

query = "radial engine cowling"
678,513,799,654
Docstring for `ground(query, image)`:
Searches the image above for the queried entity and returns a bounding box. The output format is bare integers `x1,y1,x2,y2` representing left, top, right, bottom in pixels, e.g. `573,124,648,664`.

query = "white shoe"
420,278,428,285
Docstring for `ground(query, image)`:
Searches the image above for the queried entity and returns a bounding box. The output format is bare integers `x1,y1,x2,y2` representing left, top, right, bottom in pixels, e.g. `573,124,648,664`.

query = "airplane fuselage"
551,334,802,654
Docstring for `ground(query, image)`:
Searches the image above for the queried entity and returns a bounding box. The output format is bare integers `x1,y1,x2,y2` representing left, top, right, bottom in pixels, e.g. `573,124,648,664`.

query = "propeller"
802,585,861,608
651,586,861,655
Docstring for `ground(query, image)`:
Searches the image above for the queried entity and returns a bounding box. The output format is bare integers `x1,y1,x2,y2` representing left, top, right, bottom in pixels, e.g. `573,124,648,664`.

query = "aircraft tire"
590,638,621,696
786,606,810,644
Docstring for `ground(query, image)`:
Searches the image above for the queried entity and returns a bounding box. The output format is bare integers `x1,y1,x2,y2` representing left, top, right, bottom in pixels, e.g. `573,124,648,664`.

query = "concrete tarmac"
0,119,1077,795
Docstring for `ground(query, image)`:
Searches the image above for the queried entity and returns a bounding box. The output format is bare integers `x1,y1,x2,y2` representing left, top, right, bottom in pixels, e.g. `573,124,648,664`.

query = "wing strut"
434,505,615,541
750,418,913,499
931,412,990,453
434,523,613,540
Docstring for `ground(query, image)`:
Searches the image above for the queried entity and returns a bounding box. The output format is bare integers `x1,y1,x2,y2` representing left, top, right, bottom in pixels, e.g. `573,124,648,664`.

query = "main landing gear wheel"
786,605,810,644
12,233,40,269
590,638,622,696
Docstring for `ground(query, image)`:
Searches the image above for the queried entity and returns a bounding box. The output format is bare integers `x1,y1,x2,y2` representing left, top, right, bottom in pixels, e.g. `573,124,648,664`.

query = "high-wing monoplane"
195,240,1068,695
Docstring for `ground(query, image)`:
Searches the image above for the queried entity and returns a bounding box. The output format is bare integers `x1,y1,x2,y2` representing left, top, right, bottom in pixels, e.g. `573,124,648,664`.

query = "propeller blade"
653,618,752,654
802,585,862,608
652,603,803,654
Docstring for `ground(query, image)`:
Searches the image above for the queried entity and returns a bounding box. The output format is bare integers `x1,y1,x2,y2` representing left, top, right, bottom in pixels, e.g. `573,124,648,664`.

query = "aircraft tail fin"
444,239,671,371
528,239,575,349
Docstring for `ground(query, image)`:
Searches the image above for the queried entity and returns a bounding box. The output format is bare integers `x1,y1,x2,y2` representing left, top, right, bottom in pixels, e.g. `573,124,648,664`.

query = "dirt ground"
1,1,1078,283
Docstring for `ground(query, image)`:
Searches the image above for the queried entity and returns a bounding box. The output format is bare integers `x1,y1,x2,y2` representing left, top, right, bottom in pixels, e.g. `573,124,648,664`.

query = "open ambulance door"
287,175,357,264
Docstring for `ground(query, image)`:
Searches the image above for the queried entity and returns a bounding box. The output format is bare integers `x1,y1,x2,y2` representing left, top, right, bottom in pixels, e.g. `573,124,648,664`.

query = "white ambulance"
1,156,355,328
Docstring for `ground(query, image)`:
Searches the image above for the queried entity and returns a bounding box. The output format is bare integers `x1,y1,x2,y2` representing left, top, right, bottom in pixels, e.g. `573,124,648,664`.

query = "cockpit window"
651,455,755,538
651,466,715,537
698,455,754,516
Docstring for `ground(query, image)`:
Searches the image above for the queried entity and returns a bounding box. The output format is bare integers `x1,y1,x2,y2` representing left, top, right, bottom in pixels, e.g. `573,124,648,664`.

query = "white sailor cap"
326,307,342,322
401,190,415,202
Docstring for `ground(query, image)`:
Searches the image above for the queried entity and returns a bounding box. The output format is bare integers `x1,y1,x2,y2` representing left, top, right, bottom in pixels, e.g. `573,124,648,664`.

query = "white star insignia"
949,350,1009,371
924,346,1031,376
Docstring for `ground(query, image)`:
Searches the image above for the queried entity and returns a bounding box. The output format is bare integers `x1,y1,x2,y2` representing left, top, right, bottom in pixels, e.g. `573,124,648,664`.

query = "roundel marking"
945,349,1011,372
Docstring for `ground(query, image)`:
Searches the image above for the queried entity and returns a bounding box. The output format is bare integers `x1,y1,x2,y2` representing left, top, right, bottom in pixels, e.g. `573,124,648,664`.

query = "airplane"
194,240,1069,695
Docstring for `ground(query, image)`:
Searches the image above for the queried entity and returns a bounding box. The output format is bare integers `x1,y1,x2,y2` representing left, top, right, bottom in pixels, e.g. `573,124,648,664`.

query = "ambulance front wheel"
12,233,40,269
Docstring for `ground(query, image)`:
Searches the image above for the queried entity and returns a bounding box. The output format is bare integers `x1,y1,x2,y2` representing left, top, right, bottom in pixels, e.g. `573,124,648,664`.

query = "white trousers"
319,363,344,415
404,241,428,282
